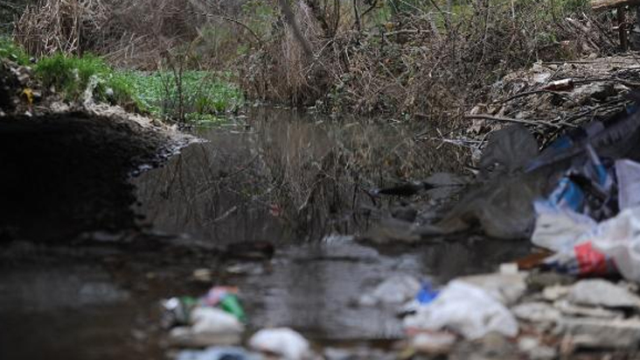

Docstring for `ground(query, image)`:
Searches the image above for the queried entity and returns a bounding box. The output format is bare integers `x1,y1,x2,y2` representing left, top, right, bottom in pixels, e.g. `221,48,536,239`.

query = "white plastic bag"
190,307,244,335
590,207,640,283
403,281,518,339
249,328,310,360
531,201,597,252
616,159,640,210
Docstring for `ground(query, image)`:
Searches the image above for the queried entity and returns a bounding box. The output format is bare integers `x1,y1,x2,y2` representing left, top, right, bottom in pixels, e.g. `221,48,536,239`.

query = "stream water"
0,108,532,359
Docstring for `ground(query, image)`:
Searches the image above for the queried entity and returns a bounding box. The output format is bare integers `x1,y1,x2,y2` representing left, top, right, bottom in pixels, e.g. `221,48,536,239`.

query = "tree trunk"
278,0,314,59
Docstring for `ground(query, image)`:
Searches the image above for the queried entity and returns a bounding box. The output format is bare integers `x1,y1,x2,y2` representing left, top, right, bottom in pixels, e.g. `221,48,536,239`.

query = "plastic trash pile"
393,113,640,357
531,140,640,283
162,286,312,360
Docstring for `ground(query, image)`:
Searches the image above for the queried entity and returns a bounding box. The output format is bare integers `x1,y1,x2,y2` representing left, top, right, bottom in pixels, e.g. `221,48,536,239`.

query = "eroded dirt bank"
0,56,193,241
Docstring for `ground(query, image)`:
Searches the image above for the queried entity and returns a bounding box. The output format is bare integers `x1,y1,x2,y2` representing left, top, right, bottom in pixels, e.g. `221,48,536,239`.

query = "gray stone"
450,332,518,360
412,332,457,355
555,317,640,349
526,272,575,292
542,285,571,302
572,83,617,104
568,279,640,309
517,336,557,360
358,275,420,306
554,299,624,319
512,302,562,323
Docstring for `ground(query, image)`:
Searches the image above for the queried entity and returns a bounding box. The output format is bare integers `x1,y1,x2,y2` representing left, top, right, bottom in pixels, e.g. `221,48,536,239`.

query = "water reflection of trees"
134,108,469,243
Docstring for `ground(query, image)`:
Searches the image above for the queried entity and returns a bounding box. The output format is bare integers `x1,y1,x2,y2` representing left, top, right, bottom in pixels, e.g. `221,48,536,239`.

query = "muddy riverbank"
0,107,192,241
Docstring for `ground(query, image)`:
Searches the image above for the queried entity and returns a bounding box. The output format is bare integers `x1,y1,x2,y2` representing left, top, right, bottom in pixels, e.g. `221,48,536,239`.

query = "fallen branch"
574,77,640,88
464,114,565,128
499,89,578,105
211,206,238,224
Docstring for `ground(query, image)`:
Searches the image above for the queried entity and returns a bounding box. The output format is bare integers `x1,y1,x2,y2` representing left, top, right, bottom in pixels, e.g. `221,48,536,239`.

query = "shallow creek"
0,108,532,359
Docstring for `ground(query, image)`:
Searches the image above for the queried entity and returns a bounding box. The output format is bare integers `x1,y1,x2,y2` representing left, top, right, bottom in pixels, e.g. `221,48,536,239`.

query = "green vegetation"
125,70,244,121
35,53,139,105
0,36,244,123
0,36,30,66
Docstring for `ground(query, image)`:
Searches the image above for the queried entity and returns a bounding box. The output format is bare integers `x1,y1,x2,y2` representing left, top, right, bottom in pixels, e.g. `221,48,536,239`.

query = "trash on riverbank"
358,275,421,306
175,346,260,360
163,286,247,347
162,287,315,359
403,280,519,339
248,328,311,360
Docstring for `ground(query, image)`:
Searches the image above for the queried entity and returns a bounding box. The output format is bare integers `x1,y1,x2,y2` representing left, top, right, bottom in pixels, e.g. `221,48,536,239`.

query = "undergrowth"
0,36,30,65
35,53,140,106
239,0,614,118
125,71,244,121
7,0,614,121
0,42,243,123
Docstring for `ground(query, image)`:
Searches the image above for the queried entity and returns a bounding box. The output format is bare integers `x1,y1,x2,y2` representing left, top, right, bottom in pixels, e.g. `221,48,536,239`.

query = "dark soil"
0,111,190,242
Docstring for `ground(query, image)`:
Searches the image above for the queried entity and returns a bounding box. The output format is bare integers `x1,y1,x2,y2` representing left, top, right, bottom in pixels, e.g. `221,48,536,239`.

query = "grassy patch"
35,53,140,106
124,70,244,121
2,36,243,123
0,36,30,65
32,52,243,122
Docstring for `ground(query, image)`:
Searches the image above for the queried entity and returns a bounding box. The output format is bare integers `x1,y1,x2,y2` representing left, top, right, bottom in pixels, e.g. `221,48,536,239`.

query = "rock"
323,347,395,360
193,268,214,282
542,285,571,301
568,279,640,309
450,332,518,360
499,263,518,275
555,317,640,349
572,83,617,104
249,328,311,360
411,332,457,355
517,336,557,360
391,206,418,222
526,272,575,292
511,302,562,323
457,273,527,305
358,275,421,306
169,326,242,348
553,299,623,319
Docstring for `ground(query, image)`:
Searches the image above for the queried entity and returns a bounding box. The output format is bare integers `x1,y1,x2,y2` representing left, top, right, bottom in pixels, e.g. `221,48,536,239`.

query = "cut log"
592,0,640,11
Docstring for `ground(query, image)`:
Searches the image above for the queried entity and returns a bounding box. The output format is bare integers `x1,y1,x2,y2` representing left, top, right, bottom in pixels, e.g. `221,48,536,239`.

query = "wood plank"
592,0,640,10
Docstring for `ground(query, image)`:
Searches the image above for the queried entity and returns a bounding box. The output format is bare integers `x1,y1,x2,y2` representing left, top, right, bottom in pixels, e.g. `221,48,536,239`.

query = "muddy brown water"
0,108,531,359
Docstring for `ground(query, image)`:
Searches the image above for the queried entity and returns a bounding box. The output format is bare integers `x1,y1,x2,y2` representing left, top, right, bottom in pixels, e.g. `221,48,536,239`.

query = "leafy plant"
34,53,140,107
123,70,244,122
0,36,30,65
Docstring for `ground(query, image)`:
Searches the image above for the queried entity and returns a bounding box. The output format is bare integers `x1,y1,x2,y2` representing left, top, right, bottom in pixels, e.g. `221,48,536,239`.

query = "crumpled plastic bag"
590,207,640,283
403,281,518,339
531,201,597,252
249,328,310,360
535,205,640,281
616,159,640,210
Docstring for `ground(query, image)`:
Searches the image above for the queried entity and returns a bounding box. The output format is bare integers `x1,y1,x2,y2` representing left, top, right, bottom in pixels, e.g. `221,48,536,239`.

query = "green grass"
1,36,243,123
124,70,244,121
0,36,30,65
26,50,243,123
35,53,140,106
